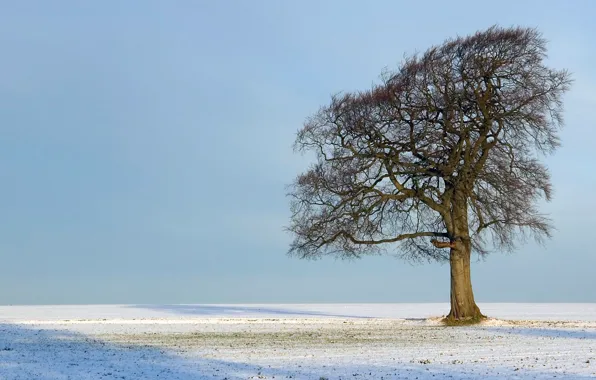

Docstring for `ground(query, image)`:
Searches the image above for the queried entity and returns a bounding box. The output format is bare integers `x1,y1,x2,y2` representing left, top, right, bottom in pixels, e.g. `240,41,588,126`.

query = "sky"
0,0,594,305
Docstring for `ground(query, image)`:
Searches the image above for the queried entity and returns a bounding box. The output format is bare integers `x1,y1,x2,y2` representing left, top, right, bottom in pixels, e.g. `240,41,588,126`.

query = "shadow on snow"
0,323,592,379
126,304,376,319
486,326,596,340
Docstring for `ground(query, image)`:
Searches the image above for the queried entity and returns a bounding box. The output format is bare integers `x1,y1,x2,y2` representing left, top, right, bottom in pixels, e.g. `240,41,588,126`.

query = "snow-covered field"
0,304,594,379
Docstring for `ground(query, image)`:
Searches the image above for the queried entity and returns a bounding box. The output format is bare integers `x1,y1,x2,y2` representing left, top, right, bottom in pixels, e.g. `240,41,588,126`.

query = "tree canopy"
288,26,571,265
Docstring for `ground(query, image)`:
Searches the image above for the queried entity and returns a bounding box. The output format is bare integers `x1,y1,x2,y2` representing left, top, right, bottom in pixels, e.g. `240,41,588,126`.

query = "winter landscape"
0,304,595,379
3,2,596,380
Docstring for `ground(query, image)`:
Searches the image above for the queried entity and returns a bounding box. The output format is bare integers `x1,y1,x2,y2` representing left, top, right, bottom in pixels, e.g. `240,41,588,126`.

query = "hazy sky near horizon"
1,1,595,305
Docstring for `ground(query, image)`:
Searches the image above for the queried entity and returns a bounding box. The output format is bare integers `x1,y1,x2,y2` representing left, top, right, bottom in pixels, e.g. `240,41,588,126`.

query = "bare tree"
287,26,572,321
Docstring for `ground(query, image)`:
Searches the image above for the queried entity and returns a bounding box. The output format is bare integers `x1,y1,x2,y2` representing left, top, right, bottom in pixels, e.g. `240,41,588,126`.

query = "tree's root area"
442,314,487,326
442,306,487,326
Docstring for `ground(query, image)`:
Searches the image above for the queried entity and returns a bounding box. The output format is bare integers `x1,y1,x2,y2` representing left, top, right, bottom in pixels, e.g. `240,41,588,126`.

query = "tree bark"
447,240,484,320
446,191,485,321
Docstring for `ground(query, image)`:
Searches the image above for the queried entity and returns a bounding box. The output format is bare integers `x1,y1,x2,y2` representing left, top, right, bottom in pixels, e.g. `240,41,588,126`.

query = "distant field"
0,304,594,379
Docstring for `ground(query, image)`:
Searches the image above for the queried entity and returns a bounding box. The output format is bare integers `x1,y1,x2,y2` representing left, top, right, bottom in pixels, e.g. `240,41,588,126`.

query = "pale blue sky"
0,1,594,305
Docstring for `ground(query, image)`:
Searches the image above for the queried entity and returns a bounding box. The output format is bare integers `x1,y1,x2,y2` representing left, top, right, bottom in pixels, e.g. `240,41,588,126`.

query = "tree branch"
345,231,449,245
430,239,456,249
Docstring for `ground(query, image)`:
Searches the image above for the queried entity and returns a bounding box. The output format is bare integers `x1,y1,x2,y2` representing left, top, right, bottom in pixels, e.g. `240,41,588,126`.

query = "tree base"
442,306,487,326
442,314,487,326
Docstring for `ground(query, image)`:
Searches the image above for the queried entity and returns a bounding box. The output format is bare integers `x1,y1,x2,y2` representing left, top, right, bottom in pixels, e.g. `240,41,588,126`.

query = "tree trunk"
446,240,484,320
446,190,485,321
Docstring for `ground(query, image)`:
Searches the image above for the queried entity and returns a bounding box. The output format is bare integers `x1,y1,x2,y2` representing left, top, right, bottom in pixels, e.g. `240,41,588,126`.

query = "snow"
0,304,594,379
